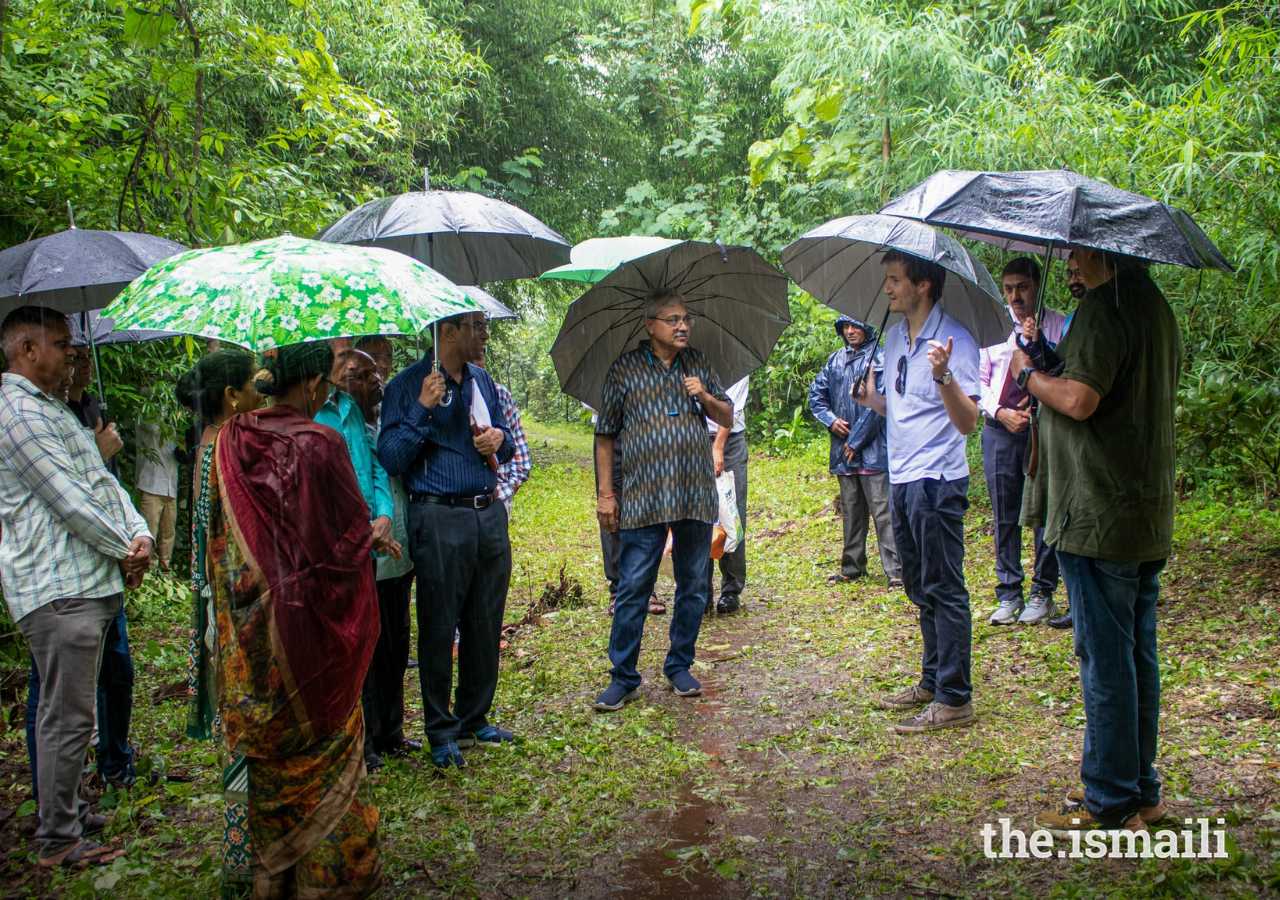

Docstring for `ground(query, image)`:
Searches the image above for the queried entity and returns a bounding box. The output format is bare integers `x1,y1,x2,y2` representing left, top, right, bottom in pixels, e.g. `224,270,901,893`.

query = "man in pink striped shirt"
979,258,1067,626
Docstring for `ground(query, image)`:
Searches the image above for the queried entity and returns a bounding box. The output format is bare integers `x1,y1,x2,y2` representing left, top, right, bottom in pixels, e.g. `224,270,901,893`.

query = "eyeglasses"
651,315,695,328
459,321,490,336
895,356,907,395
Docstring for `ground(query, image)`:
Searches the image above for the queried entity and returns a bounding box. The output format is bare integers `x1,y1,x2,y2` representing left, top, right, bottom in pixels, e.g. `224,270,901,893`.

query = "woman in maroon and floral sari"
205,341,382,900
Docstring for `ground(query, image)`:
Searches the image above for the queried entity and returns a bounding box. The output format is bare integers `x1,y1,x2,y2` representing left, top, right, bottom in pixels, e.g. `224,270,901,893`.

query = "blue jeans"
26,605,135,794
890,477,973,706
1057,550,1164,828
608,520,711,691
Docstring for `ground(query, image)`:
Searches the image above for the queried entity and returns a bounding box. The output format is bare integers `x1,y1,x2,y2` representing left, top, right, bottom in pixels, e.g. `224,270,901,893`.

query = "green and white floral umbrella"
103,235,481,350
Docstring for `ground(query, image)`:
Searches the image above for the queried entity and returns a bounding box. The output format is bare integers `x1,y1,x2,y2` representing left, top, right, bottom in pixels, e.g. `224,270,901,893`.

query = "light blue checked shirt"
0,373,151,621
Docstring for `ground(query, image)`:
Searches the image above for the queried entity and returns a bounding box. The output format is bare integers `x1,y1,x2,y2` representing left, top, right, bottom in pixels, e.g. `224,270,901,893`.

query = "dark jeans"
710,431,748,601
1057,550,1164,828
362,570,415,755
981,423,1059,602
25,604,135,797
609,519,711,691
890,477,973,707
595,434,624,598
407,500,510,746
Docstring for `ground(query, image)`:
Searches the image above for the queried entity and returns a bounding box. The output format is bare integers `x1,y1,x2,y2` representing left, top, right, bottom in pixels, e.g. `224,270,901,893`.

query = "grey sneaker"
989,597,1024,626
1018,591,1057,625
878,684,935,711
893,700,976,734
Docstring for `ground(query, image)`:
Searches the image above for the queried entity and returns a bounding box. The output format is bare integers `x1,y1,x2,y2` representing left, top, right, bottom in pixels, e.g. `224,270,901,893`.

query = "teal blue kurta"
314,391,393,523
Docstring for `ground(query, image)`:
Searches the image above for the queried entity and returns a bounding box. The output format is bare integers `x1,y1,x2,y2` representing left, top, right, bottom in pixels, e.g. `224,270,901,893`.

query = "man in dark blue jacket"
809,316,901,589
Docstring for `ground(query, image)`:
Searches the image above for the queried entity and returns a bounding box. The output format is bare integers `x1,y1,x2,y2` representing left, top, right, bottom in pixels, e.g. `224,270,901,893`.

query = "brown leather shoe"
893,701,975,733
1139,801,1167,826
878,685,935,710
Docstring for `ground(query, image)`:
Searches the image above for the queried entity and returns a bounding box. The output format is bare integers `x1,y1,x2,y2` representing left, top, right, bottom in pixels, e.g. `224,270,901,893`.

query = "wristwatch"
1016,366,1036,390
933,371,953,386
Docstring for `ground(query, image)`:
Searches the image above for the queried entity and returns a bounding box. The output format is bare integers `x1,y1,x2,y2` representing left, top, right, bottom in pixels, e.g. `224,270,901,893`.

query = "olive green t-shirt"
1020,269,1181,563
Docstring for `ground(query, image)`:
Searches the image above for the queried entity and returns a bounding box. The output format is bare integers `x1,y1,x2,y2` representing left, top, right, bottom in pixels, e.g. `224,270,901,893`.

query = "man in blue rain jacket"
809,316,901,589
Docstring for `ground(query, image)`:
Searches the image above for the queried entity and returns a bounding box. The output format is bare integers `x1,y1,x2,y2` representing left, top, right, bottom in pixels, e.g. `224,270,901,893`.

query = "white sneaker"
1018,591,1057,625
989,597,1024,626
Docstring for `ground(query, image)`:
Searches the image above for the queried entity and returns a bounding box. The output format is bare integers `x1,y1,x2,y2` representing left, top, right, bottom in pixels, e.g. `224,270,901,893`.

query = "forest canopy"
2,0,1277,494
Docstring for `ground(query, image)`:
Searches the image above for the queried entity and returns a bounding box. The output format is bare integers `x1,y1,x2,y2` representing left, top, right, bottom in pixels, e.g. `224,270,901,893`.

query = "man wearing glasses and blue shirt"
853,250,981,733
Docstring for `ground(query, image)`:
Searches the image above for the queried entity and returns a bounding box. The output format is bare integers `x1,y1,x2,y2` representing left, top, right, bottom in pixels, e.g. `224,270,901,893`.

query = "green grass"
1,421,1277,898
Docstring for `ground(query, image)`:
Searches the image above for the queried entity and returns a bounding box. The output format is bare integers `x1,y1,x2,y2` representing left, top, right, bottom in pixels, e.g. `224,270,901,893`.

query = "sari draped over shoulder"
210,408,379,757
207,407,382,900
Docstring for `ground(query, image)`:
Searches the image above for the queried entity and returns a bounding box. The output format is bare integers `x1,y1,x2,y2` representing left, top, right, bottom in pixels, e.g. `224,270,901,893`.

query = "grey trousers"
711,431,748,600
838,472,901,580
19,594,121,857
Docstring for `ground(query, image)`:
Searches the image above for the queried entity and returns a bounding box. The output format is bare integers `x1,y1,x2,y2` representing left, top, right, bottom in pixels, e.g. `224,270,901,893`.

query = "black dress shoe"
1048,610,1073,630
382,738,424,758
716,595,740,615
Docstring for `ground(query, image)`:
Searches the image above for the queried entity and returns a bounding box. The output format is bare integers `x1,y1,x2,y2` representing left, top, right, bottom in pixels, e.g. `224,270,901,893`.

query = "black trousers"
361,569,415,755
407,500,511,746
981,422,1060,603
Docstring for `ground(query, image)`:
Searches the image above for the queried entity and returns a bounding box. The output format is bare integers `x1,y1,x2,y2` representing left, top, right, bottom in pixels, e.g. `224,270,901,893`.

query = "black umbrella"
315,190,570,286
0,217,188,409
0,226,189,319
550,241,791,410
879,169,1233,271
782,214,1008,347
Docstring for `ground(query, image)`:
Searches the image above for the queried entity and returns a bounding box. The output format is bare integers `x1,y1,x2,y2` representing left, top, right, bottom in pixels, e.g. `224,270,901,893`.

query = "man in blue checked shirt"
852,251,982,735
0,306,153,869
468,321,531,516
378,311,516,769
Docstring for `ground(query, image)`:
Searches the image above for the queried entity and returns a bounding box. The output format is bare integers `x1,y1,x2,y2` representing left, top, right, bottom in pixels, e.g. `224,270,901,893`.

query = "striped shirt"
377,357,514,496
494,382,531,504
595,342,727,530
0,373,151,620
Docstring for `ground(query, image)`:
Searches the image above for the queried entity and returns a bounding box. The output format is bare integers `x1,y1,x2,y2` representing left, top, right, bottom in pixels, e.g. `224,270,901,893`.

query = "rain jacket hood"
809,319,888,475
834,315,877,349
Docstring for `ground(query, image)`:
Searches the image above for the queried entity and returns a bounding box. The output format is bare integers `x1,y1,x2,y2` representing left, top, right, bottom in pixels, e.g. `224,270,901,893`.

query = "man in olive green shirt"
1013,248,1180,836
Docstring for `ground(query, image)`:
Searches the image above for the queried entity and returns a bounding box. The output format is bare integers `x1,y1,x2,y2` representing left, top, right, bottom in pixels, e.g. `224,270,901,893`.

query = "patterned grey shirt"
595,342,727,530
0,373,150,620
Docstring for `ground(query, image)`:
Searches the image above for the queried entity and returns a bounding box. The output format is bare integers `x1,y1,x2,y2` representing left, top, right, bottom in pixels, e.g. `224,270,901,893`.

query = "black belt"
410,492,493,510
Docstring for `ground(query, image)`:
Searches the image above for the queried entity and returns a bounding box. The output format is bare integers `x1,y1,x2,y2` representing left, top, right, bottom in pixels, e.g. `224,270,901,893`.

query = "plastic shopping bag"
716,471,742,554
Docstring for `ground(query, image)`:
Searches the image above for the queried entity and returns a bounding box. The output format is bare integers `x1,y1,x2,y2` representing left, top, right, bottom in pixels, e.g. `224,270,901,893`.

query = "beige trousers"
138,492,176,571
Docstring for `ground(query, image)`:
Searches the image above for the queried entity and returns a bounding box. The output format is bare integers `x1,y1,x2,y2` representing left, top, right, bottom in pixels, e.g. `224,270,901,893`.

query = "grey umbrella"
879,169,1233,271
68,311,182,347
460,286,517,321
315,190,570,286
782,214,1009,347
550,241,791,410
0,226,189,318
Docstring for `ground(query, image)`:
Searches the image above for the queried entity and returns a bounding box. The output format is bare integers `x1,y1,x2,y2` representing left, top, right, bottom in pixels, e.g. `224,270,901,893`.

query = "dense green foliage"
2,0,1278,493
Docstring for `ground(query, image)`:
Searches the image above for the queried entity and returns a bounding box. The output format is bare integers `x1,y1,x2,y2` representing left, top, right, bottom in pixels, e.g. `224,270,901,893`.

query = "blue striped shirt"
377,357,514,496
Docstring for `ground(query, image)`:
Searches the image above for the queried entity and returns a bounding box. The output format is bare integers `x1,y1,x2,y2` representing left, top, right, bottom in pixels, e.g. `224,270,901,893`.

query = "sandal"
826,574,855,586
887,578,904,591
39,839,125,869
647,595,666,616
608,596,617,616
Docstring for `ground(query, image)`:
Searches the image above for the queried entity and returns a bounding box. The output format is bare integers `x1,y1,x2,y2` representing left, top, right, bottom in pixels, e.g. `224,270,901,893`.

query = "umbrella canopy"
551,241,791,410
460,285,517,321
0,228,188,319
539,236,683,283
69,311,182,347
103,235,482,351
782,214,1009,347
879,169,1233,271
315,190,570,285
